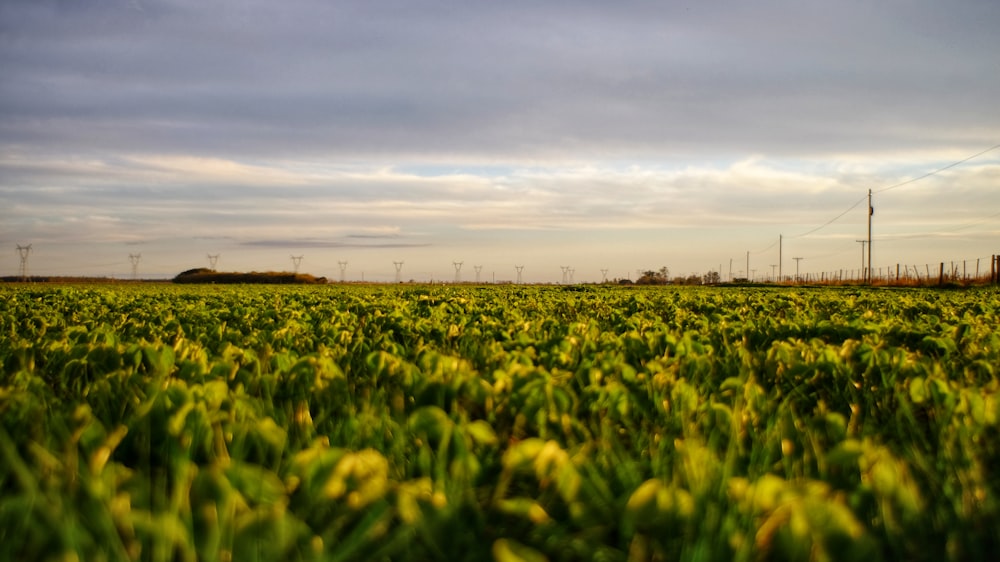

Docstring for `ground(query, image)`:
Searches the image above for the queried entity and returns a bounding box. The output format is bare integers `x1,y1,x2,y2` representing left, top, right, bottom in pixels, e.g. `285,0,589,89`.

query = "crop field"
1,284,999,561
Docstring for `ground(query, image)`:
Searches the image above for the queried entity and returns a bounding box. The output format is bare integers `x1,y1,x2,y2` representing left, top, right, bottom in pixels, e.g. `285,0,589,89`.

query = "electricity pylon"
128,253,141,280
560,266,570,284
393,261,404,283
338,261,348,282
515,265,524,284
600,269,609,283
291,255,303,273
16,244,32,282
207,254,220,271
474,265,483,284
453,261,463,283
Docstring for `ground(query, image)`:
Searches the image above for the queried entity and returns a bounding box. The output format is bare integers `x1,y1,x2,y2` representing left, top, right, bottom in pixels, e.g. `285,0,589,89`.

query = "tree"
703,271,720,284
636,267,671,285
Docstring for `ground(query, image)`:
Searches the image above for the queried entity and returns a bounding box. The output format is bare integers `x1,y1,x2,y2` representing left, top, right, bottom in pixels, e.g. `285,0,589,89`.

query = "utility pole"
793,257,803,282
338,261,348,282
515,265,524,284
128,253,141,280
855,240,867,281
746,251,750,282
867,189,873,285
779,235,783,282
290,255,303,273
16,244,32,282
770,264,777,282
207,254,220,271
393,261,404,283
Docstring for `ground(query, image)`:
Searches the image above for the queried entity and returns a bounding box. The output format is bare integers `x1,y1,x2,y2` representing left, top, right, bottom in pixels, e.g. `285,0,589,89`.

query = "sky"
2,0,998,283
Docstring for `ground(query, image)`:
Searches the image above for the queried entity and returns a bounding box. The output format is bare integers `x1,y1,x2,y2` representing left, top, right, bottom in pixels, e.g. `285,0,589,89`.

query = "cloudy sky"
2,0,998,282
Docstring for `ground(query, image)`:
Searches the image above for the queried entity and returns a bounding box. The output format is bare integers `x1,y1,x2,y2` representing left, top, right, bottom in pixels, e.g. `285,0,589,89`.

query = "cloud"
2,1,998,279
2,1,997,161
241,238,431,249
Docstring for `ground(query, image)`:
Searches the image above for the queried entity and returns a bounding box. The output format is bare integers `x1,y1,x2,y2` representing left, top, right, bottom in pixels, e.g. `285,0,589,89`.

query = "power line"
793,143,999,238
939,209,1000,233
792,195,867,238
874,143,1000,194
752,237,780,254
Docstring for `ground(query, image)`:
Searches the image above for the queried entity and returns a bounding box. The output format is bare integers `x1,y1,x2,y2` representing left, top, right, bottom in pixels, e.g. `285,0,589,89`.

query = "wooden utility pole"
867,189,873,284
779,235,783,282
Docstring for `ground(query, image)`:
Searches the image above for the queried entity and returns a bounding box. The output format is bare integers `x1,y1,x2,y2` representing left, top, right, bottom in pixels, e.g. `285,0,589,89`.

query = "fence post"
939,263,945,286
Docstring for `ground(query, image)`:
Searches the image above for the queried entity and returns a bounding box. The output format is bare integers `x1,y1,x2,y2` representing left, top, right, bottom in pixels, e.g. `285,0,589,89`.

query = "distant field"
2,284,998,561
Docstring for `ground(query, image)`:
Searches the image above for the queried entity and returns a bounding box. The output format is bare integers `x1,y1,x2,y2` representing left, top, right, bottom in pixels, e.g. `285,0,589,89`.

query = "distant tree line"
616,266,721,286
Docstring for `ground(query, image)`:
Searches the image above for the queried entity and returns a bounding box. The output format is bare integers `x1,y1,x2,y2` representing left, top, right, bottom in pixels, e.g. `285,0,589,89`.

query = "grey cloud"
2,1,999,278
2,1,997,161
241,238,430,249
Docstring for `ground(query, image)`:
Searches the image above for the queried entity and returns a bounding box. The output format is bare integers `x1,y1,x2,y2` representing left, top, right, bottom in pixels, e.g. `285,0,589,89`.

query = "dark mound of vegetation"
173,268,326,284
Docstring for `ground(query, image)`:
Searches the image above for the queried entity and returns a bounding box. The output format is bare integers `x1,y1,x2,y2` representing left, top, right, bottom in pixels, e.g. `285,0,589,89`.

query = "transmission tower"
291,255,303,273
474,265,483,284
207,254,220,271
515,265,524,284
560,266,570,284
453,261,464,283
128,253,141,280
16,244,32,282
569,268,575,284
600,269,609,283
338,261,348,282
393,261,404,283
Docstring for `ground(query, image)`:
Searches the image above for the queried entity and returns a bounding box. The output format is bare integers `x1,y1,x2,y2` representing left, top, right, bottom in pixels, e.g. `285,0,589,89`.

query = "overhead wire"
874,143,1000,194
791,142,1000,238
751,238,779,254
792,195,867,238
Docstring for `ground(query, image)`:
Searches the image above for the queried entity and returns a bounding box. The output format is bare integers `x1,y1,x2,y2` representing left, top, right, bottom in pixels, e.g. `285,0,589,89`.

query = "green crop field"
1,284,999,561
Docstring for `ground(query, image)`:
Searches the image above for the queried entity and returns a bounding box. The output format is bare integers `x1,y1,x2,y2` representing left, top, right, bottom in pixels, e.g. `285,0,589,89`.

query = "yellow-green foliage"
1,284,999,561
